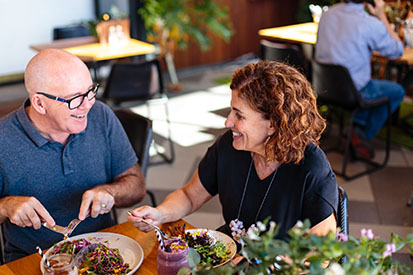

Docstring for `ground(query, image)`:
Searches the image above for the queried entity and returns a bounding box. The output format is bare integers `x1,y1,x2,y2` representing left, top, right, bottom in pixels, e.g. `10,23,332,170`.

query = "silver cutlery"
42,215,88,238
127,210,171,239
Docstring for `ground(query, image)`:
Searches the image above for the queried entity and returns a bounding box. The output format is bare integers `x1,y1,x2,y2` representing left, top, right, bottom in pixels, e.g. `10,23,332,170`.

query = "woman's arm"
309,213,336,236
128,170,213,232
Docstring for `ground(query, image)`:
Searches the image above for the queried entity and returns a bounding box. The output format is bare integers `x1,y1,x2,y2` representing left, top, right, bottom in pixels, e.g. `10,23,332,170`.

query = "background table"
30,37,156,81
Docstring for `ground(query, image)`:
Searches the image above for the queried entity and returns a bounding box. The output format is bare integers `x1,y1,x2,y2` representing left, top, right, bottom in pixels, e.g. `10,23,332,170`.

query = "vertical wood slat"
172,0,300,69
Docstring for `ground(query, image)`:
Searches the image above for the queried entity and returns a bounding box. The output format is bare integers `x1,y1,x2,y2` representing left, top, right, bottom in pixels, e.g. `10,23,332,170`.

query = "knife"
42,222,69,236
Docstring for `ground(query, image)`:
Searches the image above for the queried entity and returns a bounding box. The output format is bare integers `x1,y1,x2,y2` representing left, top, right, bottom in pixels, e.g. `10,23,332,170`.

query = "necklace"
236,154,278,223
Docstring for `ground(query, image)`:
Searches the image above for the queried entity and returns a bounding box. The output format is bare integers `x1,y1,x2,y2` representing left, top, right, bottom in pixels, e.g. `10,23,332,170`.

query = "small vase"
157,238,189,275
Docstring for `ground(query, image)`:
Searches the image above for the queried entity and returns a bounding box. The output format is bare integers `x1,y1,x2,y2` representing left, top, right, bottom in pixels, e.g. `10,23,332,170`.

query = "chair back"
103,59,164,105
260,39,308,77
311,60,361,110
53,25,90,40
114,109,153,176
337,186,349,235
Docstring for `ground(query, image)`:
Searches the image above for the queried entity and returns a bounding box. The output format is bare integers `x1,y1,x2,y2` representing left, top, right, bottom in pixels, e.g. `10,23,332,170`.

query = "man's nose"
79,96,94,110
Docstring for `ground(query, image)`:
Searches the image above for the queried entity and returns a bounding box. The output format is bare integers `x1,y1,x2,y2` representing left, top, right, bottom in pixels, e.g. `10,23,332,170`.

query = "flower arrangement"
183,219,413,274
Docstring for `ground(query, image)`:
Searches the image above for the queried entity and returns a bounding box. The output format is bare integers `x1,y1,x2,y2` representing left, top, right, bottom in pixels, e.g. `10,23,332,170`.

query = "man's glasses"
37,83,99,110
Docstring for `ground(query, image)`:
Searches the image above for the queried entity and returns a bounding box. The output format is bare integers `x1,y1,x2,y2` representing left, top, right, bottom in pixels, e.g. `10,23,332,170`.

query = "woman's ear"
267,121,276,136
31,94,47,115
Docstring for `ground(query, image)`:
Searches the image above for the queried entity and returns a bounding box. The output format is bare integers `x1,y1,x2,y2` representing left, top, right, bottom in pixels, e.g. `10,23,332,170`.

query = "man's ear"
31,94,47,115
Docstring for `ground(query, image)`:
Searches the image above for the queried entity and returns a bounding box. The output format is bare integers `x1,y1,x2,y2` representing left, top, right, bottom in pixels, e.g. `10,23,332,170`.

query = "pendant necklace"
230,154,278,241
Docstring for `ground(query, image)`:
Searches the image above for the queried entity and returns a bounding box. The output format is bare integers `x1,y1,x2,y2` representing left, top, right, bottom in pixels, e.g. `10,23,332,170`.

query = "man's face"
42,75,96,136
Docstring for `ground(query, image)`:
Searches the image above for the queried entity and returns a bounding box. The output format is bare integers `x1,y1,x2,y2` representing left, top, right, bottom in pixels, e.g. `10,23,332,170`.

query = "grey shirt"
0,100,137,262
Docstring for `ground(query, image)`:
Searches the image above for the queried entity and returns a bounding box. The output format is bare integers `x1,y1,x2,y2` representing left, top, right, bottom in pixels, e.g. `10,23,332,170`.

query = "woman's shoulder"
301,142,334,177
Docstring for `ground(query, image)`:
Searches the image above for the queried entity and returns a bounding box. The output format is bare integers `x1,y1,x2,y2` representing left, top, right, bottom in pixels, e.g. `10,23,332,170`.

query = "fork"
127,210,171,239
42,214,89,239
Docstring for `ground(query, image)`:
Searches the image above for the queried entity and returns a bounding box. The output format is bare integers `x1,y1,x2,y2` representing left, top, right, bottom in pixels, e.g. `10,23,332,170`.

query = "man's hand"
0,196,54,229
79,187,115,220
366,0,386,20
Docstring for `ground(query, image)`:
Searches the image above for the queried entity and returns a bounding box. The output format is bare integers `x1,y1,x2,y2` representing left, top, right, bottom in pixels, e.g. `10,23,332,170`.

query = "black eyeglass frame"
37,83,99,110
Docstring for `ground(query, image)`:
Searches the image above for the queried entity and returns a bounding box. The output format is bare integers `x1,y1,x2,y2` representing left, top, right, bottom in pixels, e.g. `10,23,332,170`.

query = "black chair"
312,60,391,181
260,39,310,80
53,25,90,40
0,224,4,265
103,59,175,164
114,109,157,207
337,186,349,236
53,24,103,81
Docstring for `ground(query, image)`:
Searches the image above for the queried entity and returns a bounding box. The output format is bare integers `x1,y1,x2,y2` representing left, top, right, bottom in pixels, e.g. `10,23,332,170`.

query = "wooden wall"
172,0,300,69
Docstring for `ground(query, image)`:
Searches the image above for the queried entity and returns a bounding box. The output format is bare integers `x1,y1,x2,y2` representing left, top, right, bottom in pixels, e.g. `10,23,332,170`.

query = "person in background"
315,0,405,159
128,61,338,243
0,49,146,263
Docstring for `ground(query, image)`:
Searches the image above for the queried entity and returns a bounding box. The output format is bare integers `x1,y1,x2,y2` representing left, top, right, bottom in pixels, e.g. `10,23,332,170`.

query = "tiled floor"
0,56,412,264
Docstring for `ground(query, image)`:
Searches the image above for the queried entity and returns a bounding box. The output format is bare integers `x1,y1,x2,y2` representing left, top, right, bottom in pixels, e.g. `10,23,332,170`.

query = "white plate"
40,232,144,275
185,229,236,267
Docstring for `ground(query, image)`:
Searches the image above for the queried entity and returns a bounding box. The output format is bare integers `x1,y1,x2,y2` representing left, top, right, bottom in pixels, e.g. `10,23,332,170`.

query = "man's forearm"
103,164,146,208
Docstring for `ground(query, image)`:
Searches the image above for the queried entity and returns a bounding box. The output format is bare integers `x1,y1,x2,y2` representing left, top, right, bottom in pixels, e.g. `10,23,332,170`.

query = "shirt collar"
344,2,365,12
16,99,50,147
15,99,86,147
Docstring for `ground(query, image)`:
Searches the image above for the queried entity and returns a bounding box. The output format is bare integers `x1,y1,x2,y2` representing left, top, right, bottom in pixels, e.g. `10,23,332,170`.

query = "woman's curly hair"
230,61,325,164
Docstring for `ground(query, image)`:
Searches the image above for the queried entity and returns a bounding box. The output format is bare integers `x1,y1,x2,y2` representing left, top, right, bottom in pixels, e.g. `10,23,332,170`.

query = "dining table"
30,36,156,63
0,220,192,275
30,36,156,80
258,22,413,65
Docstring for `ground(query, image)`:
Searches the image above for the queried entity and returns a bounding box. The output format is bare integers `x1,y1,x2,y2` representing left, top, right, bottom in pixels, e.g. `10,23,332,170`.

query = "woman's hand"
127,205,163,232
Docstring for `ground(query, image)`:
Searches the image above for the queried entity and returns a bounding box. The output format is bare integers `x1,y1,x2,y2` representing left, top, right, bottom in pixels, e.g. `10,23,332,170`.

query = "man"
315,0,405,158
0,49,146,262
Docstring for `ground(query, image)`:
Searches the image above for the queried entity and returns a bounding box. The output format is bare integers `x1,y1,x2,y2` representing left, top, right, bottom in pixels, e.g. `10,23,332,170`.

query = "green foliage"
184,219,413,274
138,0,233,50
296,0,339,23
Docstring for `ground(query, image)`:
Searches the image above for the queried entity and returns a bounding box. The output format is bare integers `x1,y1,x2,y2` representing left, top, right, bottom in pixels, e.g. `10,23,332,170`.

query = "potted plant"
138,0,234,89
182,219,413,274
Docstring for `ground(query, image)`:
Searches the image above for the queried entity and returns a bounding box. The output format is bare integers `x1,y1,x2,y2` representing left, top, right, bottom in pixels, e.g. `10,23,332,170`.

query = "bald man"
0,49,146,262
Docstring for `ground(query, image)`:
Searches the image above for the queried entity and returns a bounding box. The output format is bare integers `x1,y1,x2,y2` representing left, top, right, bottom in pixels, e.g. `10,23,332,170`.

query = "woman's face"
225,89,274,155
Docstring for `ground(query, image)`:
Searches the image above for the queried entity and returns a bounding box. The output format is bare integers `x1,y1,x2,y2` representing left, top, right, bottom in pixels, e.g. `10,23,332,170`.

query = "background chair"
53,24,102,81
260,39,310,80
311,60,391,181
53,24,90,40
337,186,349,264
0,224,4,264
103,59,175,164
337,186,349,236
114,108,157,207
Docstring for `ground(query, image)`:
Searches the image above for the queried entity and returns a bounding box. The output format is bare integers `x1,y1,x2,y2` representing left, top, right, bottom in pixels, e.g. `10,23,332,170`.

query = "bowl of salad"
40,232,144,275
183,229,236,267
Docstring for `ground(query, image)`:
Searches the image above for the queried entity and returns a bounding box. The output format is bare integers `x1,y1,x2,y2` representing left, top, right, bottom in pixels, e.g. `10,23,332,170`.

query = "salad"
51,238,92,256
77,244,130,275
183,229,230,266
51,238,130,275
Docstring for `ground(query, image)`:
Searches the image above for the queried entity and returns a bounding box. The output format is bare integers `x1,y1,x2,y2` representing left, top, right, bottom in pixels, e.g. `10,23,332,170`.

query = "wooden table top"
258,22,413,65
30,37,156,62
0,220,192,275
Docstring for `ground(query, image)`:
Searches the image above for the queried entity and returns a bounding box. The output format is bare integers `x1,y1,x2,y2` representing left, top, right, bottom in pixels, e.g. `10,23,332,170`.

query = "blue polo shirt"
0,99,138,263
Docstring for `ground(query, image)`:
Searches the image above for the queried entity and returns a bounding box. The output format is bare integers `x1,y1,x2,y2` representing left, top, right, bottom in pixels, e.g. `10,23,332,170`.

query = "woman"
128,61,338,240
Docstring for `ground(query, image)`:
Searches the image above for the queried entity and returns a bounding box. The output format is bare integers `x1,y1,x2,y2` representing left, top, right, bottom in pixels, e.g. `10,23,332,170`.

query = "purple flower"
361,228,374,240
382,243,396,258
336,232,349,242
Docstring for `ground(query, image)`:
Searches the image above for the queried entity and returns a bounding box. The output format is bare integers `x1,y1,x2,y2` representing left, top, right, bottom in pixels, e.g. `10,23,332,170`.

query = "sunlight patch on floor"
130,85,231,147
